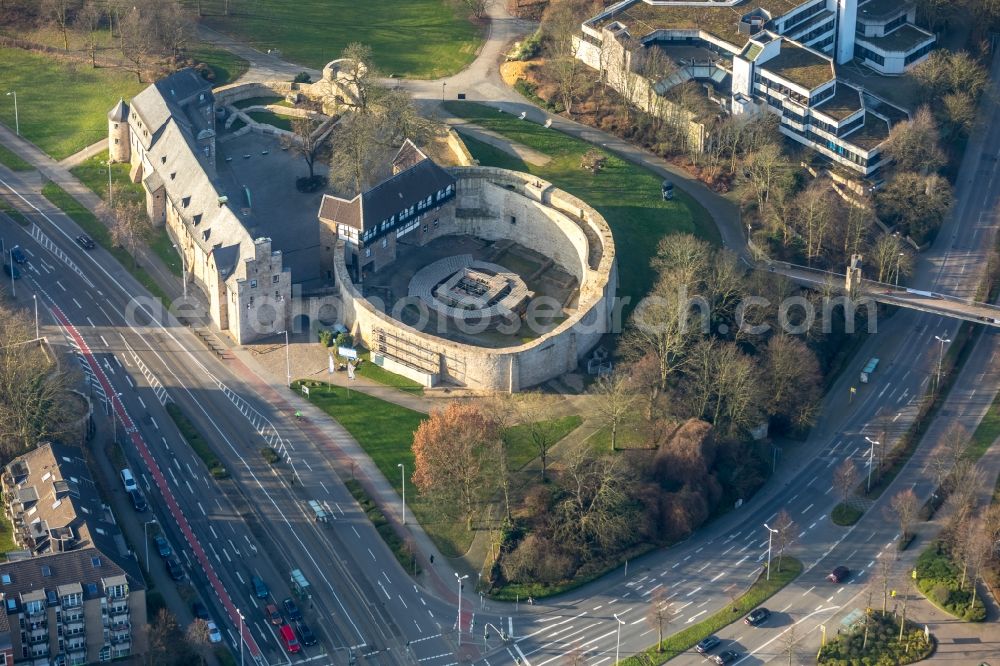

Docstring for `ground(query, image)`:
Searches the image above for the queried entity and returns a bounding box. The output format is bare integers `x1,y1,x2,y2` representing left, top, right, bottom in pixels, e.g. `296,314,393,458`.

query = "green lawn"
504,415,582,470
0,144,32,171
197,0,482,78
447,102,720,311
188,42,249,86
246,111,293,132
40,181,169,302
0,48,145,159
165,403,229,479
233,96,285,110
356,352,424,395
0,509,17,560
0,198,29,226
622,558,803,664
968,386,1000,459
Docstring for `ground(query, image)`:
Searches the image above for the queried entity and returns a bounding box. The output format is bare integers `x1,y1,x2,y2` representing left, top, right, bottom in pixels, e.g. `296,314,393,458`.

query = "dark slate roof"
318,194,362,230
212,244,241,279
108,99,129,123
361,158,455,230
0,547,134,605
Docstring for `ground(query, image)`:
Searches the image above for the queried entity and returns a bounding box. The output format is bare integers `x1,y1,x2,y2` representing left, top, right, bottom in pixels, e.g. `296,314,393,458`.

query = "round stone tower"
107,98,130,163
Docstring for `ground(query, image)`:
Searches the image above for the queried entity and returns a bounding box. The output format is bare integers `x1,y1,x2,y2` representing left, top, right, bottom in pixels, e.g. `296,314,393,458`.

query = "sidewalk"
59,138,108,169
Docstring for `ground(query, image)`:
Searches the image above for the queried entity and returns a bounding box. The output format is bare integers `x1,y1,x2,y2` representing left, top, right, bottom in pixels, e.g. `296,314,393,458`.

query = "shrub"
832,503,863,525
335,332,353,350
317,329,335,347
509,29,542,60
931,583,950,605
261,447,280,465
293,71,312,84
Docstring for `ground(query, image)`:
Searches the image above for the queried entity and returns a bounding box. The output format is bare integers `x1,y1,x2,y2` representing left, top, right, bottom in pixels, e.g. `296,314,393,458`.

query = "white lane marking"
686,586,701,597
801,503,814,514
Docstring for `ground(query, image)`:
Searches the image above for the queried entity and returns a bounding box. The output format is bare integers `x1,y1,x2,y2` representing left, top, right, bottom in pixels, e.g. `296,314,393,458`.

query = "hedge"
914,540,986,622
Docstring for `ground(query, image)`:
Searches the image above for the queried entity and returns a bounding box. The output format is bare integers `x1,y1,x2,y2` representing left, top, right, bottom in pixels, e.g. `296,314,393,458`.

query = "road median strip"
620,558,803,665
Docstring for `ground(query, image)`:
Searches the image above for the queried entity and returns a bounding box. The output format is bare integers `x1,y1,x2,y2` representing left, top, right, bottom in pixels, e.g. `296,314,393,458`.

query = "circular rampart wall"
335,166,618,392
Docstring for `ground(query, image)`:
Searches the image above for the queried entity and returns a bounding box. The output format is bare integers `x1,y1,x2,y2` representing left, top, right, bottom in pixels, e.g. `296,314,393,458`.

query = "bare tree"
783,622,799,666
75,1,104,68
592,371,637,451
41,0,76,51
772,509,795,573
339,43,381,114
792,180,835,265
459,0,492,19
110,197,152,266
327,113,384,193
481,395,517,521
759,335,821,430
868,232,913,285
119,4,153,82
883,107,945,174
646,587,674,653
185,620,212,666
833,458,858,505
889,488,919,542
511,393,562,482
541,0,592,115
875,556,895,613
740,141,784,212
281,117,327,180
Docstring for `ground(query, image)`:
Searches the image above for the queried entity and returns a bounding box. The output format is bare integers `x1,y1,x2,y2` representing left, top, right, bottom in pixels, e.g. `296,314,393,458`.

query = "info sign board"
338,346,358,360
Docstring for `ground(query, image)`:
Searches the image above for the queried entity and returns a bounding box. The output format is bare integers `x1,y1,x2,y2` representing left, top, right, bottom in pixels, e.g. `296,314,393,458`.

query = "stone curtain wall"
334,167,617,392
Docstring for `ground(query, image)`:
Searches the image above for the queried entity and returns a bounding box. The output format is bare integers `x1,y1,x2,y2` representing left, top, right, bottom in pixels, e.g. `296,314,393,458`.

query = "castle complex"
108,69,290,344
578,0,934,175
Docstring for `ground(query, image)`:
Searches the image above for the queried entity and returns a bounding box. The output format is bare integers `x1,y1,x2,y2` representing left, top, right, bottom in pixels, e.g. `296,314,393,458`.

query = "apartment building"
0,444,147,664
577,0,935,176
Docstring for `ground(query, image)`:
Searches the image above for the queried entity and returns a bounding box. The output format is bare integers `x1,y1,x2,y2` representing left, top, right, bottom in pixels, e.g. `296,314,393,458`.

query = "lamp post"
442,82,446,101
110,391,123,444
455,573,469,645
934,335,950,391
8,247,15,298
33,294,38,339
764,523,778,580
283,329,291,388
102,159,113,205
613,612,625,664
238,608,245,666
864,436,879,493
895,252,904,287
6,91,18,136
398,463,406,525
171,243,187,299
143,519,157,566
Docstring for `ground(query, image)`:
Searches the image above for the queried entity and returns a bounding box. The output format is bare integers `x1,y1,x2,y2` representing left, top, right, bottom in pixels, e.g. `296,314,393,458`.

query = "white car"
207,621,222,644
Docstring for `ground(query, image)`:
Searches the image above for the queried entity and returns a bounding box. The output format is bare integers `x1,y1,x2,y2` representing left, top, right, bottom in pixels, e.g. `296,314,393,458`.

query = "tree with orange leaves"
411,403,498,530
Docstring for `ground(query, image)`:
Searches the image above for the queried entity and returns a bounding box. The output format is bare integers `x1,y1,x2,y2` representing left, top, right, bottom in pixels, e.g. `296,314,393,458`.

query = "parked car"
128,489,147,512
714,650,740,664
10,246,25,264
296,620,317,646
827,566,850,583
192,601,209,621
251,574,269,599
696,635,720,653
153,535,171,558
120,468,137,492
279,624,300,654
165,557,184,581
3,263,20,279
206,621,222,644
282,597,302,621
265,603,282,626
75,234,95,249
744,607,770,625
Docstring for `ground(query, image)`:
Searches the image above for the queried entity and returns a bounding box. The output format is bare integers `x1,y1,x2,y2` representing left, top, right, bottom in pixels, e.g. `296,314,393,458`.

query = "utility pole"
455,573,468,645
934,335,950,391
398,462,406,525
864,436,879,493
6,91,18,135
764,523,778,580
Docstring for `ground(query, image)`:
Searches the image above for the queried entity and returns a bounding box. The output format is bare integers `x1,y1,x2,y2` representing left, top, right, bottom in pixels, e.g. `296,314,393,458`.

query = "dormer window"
203,229,211,241
161,156,166,164
193,214,202,225
170,172,176,180
182,196,191,208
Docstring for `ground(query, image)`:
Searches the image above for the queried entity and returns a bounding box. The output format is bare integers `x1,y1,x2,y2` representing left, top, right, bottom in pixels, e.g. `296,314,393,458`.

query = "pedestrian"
429,554,435,564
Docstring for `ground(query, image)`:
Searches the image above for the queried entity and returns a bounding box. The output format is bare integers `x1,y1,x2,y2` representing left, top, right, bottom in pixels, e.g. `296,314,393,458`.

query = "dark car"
714,650,740,665
165,557,184,581
282,597,302,621
153,535,171,558
75,234,96,250
192,601,209,621
128,489,147,512
265,603,282,626
296,620,317,646
827,566,850,583
744,607,770,625
696,636,721,654
3,263,20,279
10,246,26,264
251,574,269,599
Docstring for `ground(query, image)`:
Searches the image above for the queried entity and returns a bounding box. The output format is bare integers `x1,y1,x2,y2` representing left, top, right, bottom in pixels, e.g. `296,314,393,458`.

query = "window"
272,274,279,283
114,138,119,145
160,156,166,164
365,247,372,258
250,279,257,289
433,219,439,228
381,237,388,248
510,216,517,225
275,290,280,298
249,296,254,306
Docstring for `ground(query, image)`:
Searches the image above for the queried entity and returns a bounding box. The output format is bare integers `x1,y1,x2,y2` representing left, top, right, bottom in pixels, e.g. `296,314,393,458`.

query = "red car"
827,566,850,583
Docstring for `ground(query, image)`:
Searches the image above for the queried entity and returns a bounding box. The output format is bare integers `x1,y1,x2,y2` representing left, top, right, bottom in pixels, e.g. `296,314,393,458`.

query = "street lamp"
143,518,157,566
398,463,406,525
764,523,779,581
33,294,38,339
934,335,950,391
8,246,15,298
613,612,625,664
109,391,123,444
455,573,469,645
283,329,291,388
238,608,245,666
442,82,446,101
894,252,904,288
864,436,879,493
101,159,113,205
6,91,18,136
171,243,187,299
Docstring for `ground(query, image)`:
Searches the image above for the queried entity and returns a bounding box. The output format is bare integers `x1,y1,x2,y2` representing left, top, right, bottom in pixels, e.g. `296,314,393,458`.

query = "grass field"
246,111,292,132
197,0,482,78
0,48,146,159
188,42,249,86
355,352,424,395
0,511,17,561
447,103,720,311
0,198,29,226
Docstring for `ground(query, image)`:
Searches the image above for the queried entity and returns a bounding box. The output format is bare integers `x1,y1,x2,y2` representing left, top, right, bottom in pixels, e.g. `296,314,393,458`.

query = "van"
279,624,300,653
120,468,137,493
